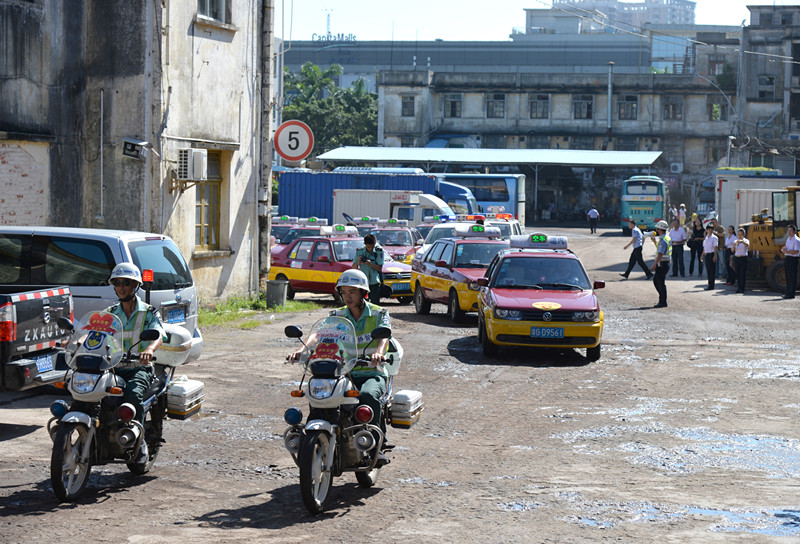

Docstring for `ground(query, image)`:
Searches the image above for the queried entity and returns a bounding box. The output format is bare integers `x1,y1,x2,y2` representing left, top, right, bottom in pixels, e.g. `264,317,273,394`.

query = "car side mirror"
434,260,449,268
284,325,303,338
57,316,75,332
477,277,489,287
415,239,423,246
593,280,605,290
317,255,330,263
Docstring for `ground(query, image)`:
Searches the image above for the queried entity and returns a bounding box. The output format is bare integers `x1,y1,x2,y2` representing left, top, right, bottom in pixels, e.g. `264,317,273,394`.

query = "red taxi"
371,219,423,264
270,217,329,256
411,224,509,322
476,233,604,361
268,225,412,303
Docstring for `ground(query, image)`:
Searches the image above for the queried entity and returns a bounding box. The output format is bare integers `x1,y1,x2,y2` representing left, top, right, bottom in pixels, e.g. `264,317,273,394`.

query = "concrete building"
0,1,274,300
553,0,696,30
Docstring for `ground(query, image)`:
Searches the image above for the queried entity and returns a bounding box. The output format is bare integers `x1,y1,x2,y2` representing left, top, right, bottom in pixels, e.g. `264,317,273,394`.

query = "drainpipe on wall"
606,62,614,150
96,88,104,224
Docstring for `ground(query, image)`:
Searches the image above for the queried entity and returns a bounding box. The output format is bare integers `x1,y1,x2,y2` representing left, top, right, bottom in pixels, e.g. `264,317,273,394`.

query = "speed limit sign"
274,120,314,162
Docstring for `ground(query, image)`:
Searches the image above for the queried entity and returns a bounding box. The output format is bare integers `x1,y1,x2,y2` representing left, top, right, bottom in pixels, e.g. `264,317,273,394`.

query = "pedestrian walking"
668,219,686,277
678,203,687,226
723,225,736,285
733,228,749,294
587,206,600,234
781,224,800,299
649,220,671,308
353,234,385,304
620,219,653,280
688,217,705,277
702,224,719,290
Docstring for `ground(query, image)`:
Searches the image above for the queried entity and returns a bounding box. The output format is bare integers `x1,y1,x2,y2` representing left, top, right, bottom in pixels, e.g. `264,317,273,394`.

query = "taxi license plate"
531,327,564,338
391,282,410,292
34,353,54,373
164,305,186,324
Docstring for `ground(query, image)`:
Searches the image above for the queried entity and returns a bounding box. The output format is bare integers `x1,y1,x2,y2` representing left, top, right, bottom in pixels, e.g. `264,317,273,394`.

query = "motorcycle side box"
390,389,423,429
166,377,205,419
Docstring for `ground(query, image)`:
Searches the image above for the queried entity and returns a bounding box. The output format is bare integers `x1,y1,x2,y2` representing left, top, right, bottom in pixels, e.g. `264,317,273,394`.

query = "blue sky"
274,1,781,42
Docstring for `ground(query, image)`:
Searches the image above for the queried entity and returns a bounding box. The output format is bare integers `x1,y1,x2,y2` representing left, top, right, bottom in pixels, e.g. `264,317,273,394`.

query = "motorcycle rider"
105,263,164,463
289,269,391,465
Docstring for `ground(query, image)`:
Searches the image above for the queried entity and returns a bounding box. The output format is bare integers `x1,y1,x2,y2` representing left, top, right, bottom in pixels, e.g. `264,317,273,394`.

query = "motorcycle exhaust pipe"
353,430,375,452
284,430,302,455
116,425,141,448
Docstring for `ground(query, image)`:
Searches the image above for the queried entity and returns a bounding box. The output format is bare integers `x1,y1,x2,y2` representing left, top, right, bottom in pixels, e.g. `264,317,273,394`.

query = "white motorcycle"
47,311,187,501
282,316,404,514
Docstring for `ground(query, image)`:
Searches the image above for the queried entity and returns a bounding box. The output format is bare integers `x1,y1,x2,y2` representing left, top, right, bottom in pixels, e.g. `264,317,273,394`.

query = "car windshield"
281,227,319,246
129,238,194,289
453,242,509,268
486,222,511,238
332,239,364,262
425,226,458,245
373,230,413,247
272,225,294,242
416,225,434,239
493,256,591,290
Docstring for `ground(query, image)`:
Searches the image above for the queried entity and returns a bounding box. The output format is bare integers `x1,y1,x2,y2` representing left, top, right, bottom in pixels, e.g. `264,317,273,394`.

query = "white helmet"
336,269,370,296
655,220,669,230
109,262,143,286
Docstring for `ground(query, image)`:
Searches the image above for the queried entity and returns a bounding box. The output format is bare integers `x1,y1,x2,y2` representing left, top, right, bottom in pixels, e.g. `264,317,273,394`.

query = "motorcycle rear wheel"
355,467,380,487
51,422,92,501
299,431,333,514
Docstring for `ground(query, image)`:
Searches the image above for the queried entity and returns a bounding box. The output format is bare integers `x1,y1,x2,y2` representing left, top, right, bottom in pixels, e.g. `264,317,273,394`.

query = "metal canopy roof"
318,146,662,167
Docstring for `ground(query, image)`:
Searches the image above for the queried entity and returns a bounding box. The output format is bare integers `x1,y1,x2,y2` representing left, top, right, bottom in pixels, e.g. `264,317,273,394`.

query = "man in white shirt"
668,219,687,278
702,224,719,290
587,207,600,234
781,224,800,299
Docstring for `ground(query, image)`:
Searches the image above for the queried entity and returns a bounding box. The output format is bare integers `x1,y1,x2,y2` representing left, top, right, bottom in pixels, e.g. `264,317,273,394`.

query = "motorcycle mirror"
370,327,391,340
139,329,161,341
284,325,303,338
57,316,75,332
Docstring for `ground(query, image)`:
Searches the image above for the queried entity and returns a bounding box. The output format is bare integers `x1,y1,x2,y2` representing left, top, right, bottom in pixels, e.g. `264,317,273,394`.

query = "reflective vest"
330,302,390,376
108,300,159,353
660,232,673,261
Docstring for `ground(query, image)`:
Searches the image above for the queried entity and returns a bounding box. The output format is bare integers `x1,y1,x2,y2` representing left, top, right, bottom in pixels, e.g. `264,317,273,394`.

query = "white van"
0,227,202,362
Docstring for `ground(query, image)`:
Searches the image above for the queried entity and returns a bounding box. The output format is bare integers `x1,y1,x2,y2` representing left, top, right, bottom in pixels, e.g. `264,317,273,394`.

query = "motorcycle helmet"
109,262,143,286
336,269,370,297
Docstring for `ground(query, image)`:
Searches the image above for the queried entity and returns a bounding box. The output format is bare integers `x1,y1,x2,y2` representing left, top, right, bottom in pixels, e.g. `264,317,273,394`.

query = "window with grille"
443,93,462,118
706,138,726,163
618,95,638,120
400,137,416,147
527,135,550,149
483,135,506,148
707,98,728,121
573,94,593,119
401,95,415,117
571,136,594,150
195,151,222,250
486,93,506,119
758,76,775,100
615,136,638,151
663,97,683,120
528,94,549,119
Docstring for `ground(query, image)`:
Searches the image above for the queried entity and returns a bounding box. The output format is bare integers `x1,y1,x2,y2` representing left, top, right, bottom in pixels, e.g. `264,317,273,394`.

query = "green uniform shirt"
330,302,390,377
354,245,384,286
107,296,165,354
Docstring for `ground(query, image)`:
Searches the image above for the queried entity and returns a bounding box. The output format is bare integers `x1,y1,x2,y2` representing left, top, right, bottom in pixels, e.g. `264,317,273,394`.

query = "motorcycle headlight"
308,378,336,400
572,311,599,322
70,372,100,393
494,308,522,320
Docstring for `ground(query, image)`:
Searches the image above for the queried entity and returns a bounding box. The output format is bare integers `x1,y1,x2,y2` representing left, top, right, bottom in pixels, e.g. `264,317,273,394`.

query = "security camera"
122,137,150,162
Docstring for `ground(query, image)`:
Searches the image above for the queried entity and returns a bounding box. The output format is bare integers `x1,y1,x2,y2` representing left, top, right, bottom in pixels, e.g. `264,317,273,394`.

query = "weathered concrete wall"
0,142,49,225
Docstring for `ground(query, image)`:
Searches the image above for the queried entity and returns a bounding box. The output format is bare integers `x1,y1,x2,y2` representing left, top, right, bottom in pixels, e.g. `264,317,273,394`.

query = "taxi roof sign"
354,216,379,224
510,233,568,249
273,215,299,223
378,218,408,226
421,214,456,224
320,224,359,236
454,224,503,238
299,217,328,225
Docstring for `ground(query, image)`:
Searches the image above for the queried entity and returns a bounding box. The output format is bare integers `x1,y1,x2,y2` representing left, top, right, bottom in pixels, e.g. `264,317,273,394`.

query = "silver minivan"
0,227,202,362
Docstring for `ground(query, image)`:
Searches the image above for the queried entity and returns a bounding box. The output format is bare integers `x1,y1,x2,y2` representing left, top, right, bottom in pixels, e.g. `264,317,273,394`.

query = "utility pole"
259,0,275,290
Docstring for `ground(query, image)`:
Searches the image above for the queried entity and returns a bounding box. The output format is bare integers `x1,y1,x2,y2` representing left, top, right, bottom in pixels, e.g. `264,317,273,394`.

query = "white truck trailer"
714,169,799,227
332,189,454,227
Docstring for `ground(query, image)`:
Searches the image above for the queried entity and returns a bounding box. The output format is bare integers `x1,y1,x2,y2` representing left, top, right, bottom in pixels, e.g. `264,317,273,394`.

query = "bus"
620,175,668,235
436,173,525,225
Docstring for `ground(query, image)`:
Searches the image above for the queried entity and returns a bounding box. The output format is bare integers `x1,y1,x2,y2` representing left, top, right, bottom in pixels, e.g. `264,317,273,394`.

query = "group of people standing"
622,214,800,306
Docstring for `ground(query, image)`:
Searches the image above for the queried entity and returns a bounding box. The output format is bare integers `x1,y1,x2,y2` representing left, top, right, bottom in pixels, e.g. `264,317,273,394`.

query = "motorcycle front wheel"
51,422,92,501
299,431,333,514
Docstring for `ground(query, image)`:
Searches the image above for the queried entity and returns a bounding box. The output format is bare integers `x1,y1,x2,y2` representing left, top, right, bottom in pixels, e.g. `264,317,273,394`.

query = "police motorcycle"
282,315,403,514
47,311,188,501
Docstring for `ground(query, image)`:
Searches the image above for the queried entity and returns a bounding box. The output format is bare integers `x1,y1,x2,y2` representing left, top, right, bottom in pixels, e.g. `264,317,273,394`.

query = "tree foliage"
282,62,377,157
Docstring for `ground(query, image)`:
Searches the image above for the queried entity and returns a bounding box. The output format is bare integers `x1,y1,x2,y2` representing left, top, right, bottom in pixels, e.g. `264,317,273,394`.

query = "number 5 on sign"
274,120,314,162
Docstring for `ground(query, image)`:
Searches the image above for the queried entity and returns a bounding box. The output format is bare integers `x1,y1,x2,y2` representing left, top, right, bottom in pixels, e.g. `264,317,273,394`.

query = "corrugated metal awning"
318,146,662,167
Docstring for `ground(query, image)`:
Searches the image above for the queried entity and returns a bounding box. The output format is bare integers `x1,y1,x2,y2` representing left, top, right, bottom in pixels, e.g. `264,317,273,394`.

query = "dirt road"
3,227,800,543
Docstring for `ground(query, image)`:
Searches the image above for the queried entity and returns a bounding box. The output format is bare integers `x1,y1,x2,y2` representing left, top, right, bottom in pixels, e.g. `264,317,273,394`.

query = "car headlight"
572,311,599,322
494,308,522,320
468,282,480,291
70,372,100,393
308,378,336,399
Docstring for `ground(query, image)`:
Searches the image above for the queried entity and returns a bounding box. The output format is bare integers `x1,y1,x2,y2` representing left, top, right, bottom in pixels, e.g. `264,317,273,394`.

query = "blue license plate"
391,282,410,293
164,306,185,324
531,327,564,338
35,353,54,373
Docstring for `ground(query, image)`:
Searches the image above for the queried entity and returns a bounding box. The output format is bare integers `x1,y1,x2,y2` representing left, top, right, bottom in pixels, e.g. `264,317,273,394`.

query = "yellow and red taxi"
370,219,423,264
455,213,523,239
270,217,329,257
411,224,509,322
268,225,412,303
270,215,299,245
476,233,605,361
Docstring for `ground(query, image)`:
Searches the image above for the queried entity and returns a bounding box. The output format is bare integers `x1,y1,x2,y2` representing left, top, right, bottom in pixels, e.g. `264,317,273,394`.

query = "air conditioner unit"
177,148,208,181
670,162,684,174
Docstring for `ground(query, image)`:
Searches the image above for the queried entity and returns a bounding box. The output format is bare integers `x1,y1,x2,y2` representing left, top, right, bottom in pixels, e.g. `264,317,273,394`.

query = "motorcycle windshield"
65,311,125,370
301,316,359,375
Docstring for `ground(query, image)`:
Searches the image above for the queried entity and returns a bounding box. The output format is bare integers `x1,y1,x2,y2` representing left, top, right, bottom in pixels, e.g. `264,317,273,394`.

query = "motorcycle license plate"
530,327,564,339
34,353,54,373
163,305,186,324
391,282,410,292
